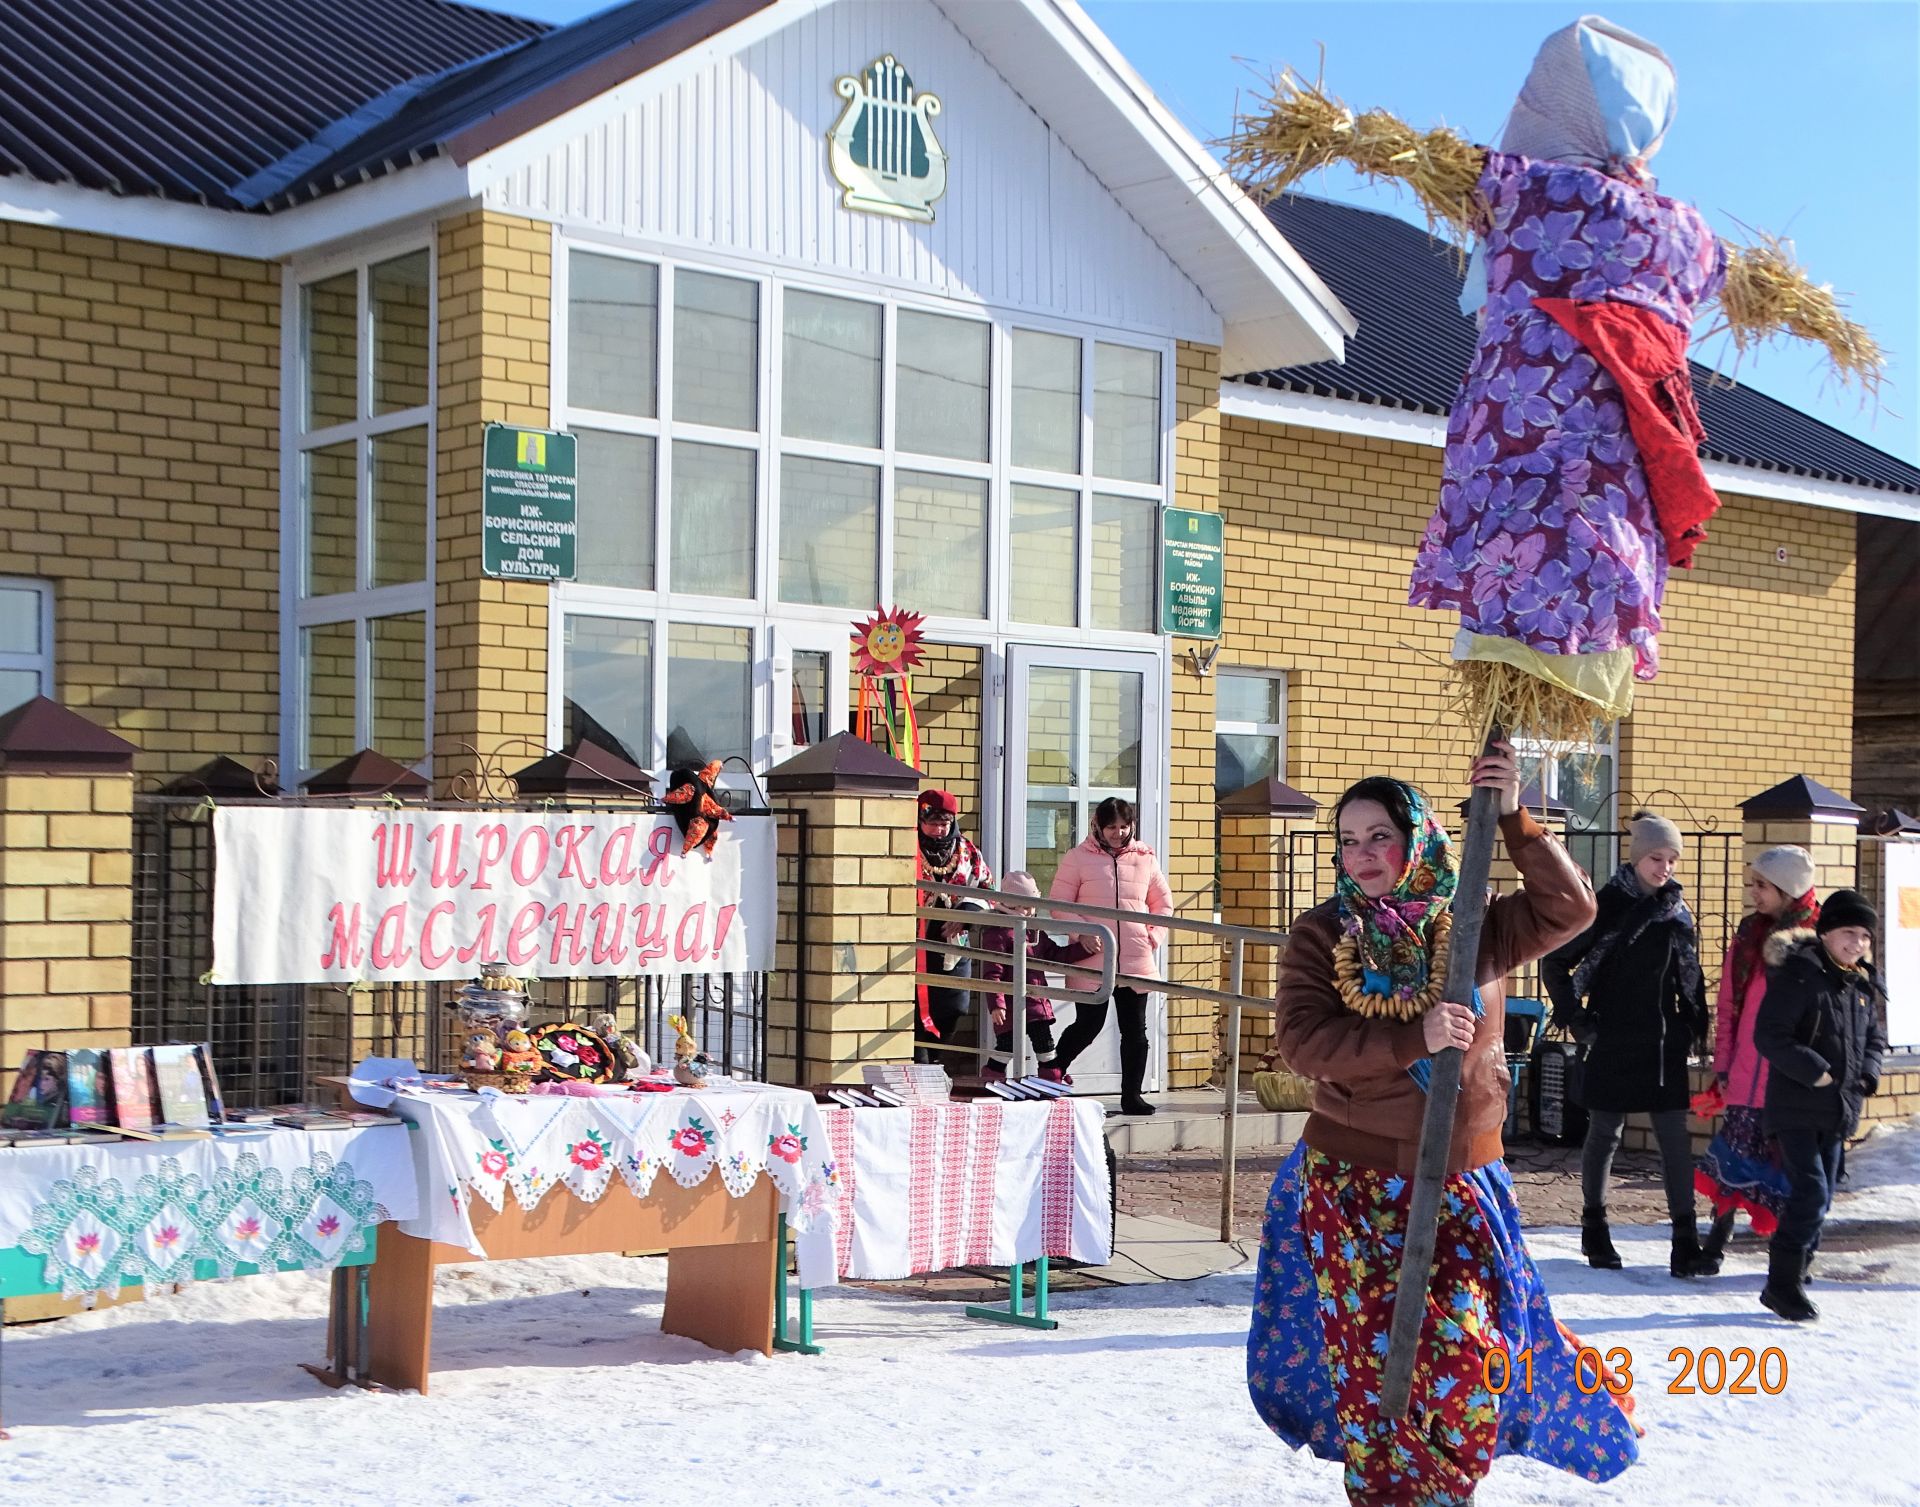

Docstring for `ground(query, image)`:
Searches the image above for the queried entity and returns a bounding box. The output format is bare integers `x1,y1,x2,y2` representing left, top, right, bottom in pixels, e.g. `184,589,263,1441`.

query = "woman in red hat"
916,788,993,1059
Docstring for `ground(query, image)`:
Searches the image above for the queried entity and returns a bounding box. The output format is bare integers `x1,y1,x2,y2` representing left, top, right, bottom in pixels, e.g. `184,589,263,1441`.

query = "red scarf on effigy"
1534,297,1721,568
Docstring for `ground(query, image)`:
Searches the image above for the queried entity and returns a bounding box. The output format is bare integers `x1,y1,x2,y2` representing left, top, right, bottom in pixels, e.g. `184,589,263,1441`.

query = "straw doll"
1229,15,1883,746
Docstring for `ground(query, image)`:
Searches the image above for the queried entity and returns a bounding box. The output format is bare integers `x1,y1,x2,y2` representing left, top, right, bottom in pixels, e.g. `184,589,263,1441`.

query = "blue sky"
486,1,1918,467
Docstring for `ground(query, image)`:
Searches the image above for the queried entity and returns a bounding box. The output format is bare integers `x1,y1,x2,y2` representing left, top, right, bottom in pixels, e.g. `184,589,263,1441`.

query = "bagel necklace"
1333,910,1454,1021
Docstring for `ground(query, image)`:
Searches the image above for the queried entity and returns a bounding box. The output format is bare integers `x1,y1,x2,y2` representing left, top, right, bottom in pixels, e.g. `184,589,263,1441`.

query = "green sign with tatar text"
482,424,578,581
1160,507,1223,638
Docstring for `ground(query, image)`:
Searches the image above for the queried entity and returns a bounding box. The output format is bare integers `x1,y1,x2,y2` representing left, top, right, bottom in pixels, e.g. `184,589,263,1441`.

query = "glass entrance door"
1004,646,1164,1094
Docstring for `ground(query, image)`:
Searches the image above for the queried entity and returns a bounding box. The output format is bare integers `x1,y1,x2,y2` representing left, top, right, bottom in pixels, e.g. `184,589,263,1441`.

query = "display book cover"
2,1050,69,1130
150,1044,212,1130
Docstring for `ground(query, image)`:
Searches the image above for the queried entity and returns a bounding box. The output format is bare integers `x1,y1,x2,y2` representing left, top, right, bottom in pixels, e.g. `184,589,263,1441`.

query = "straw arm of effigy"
1223,68,1490,241
1710,235,1885,395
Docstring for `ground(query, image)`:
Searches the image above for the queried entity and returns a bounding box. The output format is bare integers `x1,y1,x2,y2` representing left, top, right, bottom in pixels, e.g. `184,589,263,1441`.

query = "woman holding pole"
1247,743,1640,1505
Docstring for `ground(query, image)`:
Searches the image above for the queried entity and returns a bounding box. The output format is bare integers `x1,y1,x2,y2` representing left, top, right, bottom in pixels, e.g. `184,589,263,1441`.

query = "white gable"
482,0,1219,341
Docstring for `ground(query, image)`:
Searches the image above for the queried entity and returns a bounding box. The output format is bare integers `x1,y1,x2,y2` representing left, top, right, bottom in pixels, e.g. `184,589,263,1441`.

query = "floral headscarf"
1334,781,1459,1004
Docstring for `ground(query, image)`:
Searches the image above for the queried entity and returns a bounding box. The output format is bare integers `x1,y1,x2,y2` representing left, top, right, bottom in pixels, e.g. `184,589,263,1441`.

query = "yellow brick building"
3,0,1917,1096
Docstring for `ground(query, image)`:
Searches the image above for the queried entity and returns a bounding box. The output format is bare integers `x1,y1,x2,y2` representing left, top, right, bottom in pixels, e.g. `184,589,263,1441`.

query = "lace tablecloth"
818,1097,1111,1280
0,1126,418,1299
382,1085,839,1286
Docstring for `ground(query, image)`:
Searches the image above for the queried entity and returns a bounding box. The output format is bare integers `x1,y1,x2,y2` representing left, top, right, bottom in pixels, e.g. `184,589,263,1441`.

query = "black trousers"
1772,1126,1843,1257
1053,986,1151,1099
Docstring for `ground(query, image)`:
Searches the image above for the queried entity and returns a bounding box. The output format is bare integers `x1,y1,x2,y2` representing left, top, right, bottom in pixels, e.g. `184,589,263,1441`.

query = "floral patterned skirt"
1695,1104,1789,1236
1247,1144,1640,1506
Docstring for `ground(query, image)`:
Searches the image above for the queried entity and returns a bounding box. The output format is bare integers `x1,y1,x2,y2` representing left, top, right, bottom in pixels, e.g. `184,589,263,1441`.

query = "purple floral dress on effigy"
1409,151,1726,679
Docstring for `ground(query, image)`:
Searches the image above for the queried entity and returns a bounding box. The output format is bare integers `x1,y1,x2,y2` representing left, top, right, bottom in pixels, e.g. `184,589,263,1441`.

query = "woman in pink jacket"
1695,845,1819,1272
1046,797,1173,1115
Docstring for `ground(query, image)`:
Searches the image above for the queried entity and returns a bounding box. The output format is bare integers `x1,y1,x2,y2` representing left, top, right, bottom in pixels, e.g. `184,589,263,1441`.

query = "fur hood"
1762,927,1820,970
1764,926,1884,994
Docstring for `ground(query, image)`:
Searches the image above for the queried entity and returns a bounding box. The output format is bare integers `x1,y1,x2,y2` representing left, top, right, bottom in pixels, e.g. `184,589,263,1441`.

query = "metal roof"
255,0,753,209
0,0,548,208
1241,194,1920,499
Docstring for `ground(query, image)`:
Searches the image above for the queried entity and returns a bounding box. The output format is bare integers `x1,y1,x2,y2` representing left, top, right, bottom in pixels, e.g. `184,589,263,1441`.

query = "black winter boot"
1117,1032,1155,1116
1581,1206,1623,1270
1760,1244,1819,1322
1696,1210,1735,1275
1670,1222,1704,1278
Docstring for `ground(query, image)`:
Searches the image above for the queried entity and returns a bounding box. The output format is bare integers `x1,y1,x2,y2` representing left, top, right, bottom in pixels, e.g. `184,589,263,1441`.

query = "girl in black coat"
1751,889,1887,1322
1543,811,1710,1276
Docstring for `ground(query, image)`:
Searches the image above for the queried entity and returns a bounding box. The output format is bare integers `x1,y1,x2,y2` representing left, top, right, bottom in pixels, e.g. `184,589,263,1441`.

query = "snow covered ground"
5,1118,1918,1507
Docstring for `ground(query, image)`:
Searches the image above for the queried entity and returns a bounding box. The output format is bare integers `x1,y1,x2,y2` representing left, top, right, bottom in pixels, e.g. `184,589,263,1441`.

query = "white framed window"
1517,724,1619,881
0,578,55,715
1005,328,1165,633
282,242,435,777
1214,669,1287,797
549,236,1174,774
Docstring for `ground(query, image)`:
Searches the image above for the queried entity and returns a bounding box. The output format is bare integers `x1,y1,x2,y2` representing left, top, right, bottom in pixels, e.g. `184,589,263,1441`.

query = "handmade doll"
498,1028,540,1076
1230,15,1882,744
594,1012,651,1081
461,1031,501,1073
667,1012,714,1086
663,759,732,857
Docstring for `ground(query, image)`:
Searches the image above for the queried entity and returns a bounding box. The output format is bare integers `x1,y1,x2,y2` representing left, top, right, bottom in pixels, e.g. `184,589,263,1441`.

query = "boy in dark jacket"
1751,889,1888,1322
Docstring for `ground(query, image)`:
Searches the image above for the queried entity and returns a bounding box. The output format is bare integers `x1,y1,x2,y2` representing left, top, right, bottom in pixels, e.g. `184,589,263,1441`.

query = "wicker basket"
460,1070,534,1095
1252,1069,1314,1113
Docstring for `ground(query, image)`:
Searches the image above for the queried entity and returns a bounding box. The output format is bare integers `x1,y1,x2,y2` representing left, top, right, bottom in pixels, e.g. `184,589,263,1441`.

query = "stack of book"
860,1063,953,1105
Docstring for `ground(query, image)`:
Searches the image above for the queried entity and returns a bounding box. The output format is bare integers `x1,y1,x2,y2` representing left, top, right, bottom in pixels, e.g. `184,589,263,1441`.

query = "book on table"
193,1044,227,1124
2,1049,70,1130
150,1044,211,1128
272,1111,353,1131
66,1048,110,1125
108,1046,159,1129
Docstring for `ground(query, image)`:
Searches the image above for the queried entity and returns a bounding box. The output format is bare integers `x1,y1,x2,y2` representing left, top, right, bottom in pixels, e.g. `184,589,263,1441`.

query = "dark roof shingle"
0,0,548,208
1246,194,1920,498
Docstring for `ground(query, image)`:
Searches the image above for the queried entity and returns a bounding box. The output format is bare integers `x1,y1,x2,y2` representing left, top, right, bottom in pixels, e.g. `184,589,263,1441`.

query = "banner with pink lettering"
210,809,776,985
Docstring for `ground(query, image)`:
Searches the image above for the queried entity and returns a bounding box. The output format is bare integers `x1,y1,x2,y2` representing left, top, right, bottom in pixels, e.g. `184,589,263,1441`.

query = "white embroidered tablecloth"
817,1098,1111,1280
385,1085,839,1286
0,1126,419,1299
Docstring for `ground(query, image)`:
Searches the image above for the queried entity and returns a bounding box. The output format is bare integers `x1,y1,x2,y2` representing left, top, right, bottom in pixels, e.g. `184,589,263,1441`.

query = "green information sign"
483,424,578,581
1161,507,1223,638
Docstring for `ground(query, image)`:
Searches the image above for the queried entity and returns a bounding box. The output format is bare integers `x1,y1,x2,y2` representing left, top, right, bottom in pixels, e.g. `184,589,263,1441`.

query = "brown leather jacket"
1274,810,1596,1176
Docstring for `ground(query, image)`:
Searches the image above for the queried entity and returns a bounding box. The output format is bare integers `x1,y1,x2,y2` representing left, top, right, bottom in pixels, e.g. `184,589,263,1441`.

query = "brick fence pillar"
0,698,139,1066
768,734,920,1085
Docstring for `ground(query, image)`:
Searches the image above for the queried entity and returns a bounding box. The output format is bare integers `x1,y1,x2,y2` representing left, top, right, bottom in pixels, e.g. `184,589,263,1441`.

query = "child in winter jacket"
1752,888,1888,1322
977,872,1097,1081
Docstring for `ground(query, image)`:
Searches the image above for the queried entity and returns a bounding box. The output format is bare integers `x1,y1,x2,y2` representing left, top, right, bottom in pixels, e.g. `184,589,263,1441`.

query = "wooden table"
347,1171,780,1395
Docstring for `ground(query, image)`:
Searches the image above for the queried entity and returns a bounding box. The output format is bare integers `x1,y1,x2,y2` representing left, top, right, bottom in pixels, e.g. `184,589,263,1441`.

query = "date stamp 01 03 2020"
1482,1344,1791,1398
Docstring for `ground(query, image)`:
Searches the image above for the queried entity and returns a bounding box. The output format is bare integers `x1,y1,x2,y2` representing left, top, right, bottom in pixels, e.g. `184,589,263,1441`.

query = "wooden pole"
1380,726,1504,1420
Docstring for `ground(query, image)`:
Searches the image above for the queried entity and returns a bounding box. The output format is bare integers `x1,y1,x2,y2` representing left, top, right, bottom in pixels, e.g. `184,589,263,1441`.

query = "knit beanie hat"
1816,889,1877,935
1628,809,1683,861
1752,845,1816,900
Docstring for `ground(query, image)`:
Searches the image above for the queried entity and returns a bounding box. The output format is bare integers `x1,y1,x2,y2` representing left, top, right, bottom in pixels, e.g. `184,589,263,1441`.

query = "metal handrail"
917,879,1290,1239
